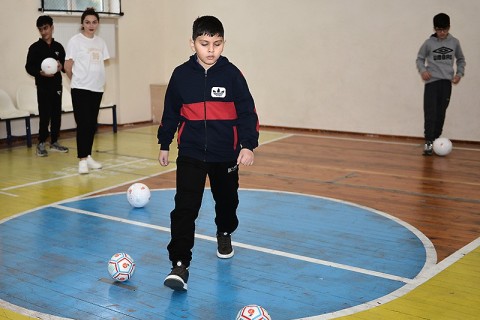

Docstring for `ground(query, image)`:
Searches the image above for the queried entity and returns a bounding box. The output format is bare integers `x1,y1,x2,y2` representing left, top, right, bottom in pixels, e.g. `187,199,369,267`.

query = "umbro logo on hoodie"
433,46,453,61
211,87,226,98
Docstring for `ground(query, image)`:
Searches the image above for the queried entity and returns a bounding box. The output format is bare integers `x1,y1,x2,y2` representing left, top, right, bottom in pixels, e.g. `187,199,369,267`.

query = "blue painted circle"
0,189,428,319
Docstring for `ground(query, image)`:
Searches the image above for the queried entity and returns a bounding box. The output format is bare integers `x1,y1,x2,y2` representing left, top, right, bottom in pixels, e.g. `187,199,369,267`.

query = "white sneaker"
79,160,89,174
87,155,102,169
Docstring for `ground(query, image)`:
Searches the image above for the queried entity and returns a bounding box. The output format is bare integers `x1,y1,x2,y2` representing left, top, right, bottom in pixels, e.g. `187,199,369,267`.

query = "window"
40,0,123,16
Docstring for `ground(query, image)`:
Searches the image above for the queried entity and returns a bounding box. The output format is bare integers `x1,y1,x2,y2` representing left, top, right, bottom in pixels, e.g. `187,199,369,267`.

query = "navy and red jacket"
157,55,259,162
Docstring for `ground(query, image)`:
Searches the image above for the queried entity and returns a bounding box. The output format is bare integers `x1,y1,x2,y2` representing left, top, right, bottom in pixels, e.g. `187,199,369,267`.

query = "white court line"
53,203,413,284
0,300,68,320
0,191,472,320
0,191,18,197
1,158,149,192
1,131,474,319
279,131,480,151
301,237,480,320
0,132,290,194
261,132,294,144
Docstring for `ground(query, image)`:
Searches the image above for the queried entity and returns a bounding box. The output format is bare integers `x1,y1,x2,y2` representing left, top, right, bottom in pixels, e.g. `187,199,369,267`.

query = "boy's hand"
237,148,254,166
39,70,55,78
452,75,461,84
158,150,169,166
421,71,431,81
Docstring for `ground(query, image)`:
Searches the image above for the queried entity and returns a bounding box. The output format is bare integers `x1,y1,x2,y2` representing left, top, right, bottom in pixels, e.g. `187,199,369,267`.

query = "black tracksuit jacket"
25,38,65,88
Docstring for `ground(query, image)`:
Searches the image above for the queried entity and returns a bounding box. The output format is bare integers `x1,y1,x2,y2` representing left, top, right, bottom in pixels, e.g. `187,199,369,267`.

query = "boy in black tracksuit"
416,13,466,155
26,15,68,157
157,15,259,291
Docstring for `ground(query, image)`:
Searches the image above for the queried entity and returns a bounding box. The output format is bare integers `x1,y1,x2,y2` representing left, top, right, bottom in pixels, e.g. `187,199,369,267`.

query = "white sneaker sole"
49,148,69,153
87,158,102,169
217,249,234,259
164,275,187,291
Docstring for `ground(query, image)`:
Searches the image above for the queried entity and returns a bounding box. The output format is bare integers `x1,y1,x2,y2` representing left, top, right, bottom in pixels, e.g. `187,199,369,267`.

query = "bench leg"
25,117,32,147
6,119,12,145
112,105,117,133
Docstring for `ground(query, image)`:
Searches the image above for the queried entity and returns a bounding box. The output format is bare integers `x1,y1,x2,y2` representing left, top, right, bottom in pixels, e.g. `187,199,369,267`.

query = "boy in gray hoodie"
416,13,465,155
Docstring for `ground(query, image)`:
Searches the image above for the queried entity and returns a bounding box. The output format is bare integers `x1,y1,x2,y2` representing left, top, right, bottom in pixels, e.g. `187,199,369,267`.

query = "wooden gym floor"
0,123,479,319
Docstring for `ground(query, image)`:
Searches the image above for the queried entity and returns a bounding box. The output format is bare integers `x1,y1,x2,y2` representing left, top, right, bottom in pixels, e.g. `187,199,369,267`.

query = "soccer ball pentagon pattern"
107,253,135,282
236,305,272,320
127,183,151,208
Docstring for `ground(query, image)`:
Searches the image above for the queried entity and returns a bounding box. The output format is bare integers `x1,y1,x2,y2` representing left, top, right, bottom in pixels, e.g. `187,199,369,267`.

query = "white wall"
1,0,479,142
114,1,166,124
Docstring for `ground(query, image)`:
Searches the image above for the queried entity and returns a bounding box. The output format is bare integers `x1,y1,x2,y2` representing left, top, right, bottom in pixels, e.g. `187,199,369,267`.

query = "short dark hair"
192,16,224,40
433,13,450,28
81,7,100,24
36,15,53,28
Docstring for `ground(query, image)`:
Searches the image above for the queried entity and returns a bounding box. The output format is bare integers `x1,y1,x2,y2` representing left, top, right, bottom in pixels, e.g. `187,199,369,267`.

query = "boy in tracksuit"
157,15,259,291
25,15,68,157
416,13,465,155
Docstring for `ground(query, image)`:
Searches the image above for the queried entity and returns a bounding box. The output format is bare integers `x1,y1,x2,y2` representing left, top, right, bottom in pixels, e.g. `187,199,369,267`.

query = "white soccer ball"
433,137,452,156
127,183,151,208
236,305,272,320
107,253,135,282
41,57,58,75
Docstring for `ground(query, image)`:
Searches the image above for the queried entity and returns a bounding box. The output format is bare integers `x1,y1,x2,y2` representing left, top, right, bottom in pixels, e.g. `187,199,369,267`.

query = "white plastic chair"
16,83,40,116
61,86,117,132
0,89,32,147
62,85,73,112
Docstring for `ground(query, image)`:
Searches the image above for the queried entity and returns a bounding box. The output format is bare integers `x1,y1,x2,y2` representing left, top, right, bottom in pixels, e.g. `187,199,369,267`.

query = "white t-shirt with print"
66,33,110,92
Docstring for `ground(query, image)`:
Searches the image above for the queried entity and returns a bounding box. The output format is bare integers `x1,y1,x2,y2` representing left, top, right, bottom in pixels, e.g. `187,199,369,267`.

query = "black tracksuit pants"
37,85,62,144
167,156,240,267
423,79,452,142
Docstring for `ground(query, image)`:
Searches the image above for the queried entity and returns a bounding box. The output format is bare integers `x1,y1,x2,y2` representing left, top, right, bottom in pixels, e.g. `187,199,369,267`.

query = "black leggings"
423,80,452,142
167,156,240,267
71,88,103,159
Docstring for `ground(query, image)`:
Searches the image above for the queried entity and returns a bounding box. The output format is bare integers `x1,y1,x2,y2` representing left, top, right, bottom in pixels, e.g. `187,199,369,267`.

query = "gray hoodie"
416,33,466,83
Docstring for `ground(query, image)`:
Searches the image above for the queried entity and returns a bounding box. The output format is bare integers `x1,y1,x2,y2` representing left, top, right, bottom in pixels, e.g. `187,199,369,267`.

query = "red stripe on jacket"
181,101,237,120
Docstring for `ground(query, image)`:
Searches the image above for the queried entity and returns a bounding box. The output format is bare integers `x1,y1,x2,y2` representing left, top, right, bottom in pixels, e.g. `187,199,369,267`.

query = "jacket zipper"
203,69,208,161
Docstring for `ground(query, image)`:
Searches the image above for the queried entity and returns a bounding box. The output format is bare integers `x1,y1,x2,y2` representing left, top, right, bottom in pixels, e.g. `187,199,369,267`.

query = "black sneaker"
164,261,189,291
36,142,48,157
217,232,234,259
423,141,433,156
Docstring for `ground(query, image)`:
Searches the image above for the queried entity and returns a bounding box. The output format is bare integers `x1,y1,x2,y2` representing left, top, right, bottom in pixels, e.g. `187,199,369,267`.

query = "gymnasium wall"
1,0,479,142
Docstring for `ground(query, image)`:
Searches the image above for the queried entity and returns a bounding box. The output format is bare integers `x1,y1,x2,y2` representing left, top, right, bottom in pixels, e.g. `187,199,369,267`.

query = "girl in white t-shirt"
65,8,110,174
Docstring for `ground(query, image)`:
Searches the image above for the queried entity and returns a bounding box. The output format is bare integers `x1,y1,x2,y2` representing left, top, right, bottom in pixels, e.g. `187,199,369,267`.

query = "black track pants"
167,156,239,267
423,80,452,142
37,86,62,143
